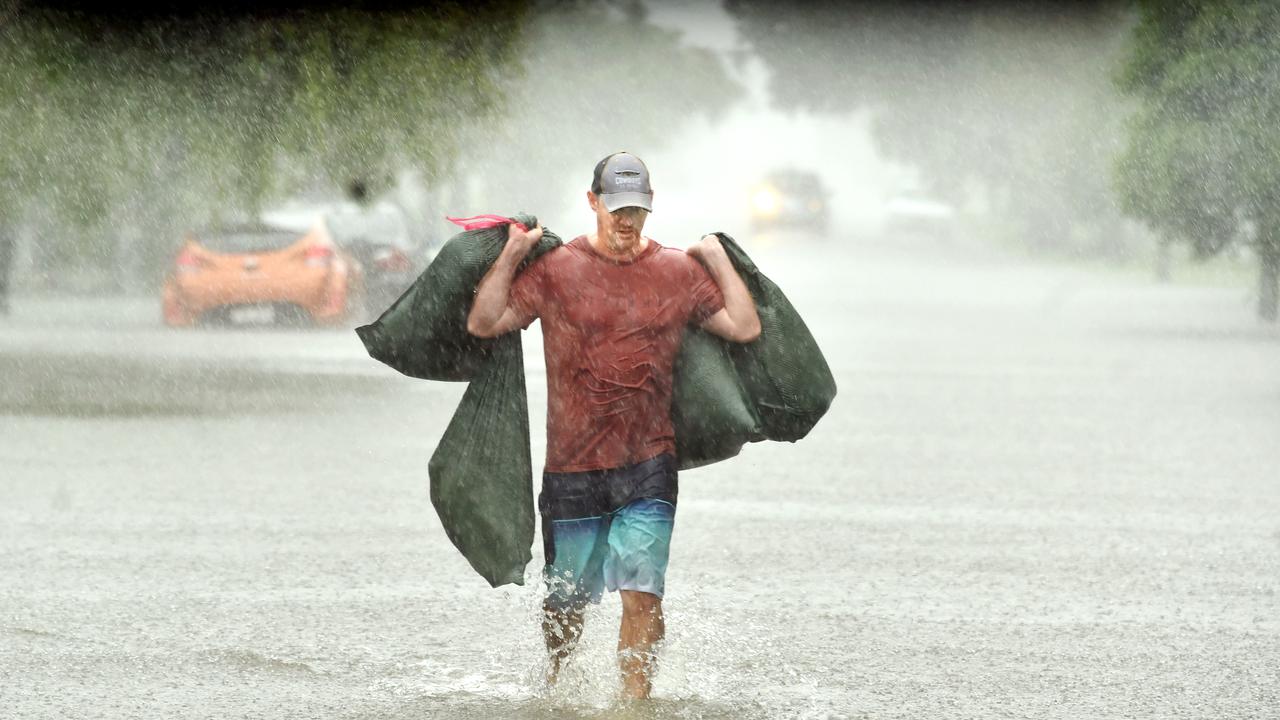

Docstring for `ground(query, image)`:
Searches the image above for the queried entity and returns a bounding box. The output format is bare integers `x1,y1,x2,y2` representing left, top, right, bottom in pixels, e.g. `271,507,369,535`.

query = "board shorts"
538,454,678,611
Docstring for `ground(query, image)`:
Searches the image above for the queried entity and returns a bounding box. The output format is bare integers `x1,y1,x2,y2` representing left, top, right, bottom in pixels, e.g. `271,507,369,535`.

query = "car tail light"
305,244,334,268
374,247,412,273
320,281,348,317
175,249,202,274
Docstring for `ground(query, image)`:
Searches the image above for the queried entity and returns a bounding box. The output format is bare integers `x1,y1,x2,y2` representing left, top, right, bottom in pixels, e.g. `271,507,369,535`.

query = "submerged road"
2,235,1278,719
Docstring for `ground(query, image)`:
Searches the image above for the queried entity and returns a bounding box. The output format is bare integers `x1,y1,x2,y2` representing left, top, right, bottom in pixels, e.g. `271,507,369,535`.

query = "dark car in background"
749,169,831,236
324,203,419,316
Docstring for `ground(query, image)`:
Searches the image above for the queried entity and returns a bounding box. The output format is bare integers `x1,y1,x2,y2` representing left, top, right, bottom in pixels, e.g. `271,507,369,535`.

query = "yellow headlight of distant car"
751,187,781,217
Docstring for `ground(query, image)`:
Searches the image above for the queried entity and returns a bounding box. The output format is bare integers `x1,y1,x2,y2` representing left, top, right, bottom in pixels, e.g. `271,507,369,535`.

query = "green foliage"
1115,0,1280,319
0,4,527,283
0,1,739,286
1116,0,1280,256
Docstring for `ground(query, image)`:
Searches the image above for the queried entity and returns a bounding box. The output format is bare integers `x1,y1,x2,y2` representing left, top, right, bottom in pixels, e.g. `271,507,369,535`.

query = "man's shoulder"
648,241,692,263
518,239,583,285
547,236,588,261
650,242,708,275
526,241,574,268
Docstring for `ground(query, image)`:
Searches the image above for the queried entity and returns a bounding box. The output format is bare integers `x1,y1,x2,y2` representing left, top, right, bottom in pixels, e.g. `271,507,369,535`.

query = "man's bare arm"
688,234,761,343
466,224,543,338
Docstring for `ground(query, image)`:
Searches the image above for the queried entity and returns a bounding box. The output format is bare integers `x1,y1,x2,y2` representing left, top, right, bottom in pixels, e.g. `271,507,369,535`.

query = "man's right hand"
468,222,543,338
507,223,544,259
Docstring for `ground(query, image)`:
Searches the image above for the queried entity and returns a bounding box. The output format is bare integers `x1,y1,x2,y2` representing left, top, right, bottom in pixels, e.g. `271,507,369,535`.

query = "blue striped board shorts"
538,454,678,611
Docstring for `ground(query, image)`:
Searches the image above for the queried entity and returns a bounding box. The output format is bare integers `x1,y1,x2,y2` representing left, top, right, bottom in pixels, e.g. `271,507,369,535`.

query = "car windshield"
196,228,300,254
327,207,410,248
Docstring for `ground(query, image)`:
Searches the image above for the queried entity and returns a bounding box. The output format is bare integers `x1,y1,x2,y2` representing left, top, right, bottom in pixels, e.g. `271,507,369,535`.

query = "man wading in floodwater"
466,152,761,698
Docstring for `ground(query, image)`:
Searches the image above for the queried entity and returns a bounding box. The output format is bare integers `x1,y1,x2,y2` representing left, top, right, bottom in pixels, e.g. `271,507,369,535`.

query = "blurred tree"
450,0,744,222
1115,0,1280,321
0,2,526,289
724,0,1133,257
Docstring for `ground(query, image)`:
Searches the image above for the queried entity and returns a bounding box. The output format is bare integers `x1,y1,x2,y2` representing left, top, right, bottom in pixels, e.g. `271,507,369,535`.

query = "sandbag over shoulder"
355,214,561,382
428,334,533,587
672,232,837,469
357,215,561,587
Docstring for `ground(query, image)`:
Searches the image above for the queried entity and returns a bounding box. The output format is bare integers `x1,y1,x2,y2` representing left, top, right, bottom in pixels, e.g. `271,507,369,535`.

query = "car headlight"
751,187,781,216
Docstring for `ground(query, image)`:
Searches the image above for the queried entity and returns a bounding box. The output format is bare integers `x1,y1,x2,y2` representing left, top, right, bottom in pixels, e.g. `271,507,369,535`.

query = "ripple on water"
204,647,321,675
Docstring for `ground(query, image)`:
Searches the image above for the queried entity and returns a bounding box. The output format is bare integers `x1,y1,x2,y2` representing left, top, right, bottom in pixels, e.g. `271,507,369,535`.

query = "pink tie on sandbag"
446,215,529,232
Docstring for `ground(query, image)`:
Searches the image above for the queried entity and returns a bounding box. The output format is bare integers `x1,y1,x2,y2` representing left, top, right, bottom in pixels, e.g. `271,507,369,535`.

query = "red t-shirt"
509,235,725,473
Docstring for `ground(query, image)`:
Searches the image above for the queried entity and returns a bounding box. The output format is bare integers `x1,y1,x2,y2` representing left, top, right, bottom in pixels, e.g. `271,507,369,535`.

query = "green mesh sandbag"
355,214,561,381
670,330,762,468
672,233,837,469
427,335,532,587
356,214,560,587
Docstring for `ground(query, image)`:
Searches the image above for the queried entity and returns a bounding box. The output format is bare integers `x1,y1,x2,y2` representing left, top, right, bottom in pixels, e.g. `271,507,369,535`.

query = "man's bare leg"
542,601,585,684
618,590,664,699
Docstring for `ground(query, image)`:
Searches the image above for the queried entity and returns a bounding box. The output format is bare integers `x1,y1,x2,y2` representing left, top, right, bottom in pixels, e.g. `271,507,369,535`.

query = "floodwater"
2,233,1279,718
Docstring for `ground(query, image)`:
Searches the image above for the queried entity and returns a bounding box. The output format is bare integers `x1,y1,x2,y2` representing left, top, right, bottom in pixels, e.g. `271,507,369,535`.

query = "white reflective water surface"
3,235,1278,718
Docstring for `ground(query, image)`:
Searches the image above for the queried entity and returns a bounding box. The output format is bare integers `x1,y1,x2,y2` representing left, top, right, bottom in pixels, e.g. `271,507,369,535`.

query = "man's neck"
586,233,649,262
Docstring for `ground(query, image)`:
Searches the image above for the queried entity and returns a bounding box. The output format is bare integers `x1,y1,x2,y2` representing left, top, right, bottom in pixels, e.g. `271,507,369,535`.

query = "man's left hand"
686,234,727,265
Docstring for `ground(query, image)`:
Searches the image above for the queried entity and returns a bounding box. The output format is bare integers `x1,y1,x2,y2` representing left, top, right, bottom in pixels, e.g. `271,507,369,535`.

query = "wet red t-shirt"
509,235,725,473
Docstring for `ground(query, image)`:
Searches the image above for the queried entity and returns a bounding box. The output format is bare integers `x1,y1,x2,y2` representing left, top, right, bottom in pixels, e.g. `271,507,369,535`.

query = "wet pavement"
2,235,1278,719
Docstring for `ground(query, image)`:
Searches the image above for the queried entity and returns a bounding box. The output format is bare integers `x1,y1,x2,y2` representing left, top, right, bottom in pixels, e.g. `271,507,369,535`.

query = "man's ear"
587,190,598,212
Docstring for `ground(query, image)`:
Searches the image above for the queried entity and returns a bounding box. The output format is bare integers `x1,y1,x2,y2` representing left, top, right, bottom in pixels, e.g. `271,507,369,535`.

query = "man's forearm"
703,254,761,335
467,245,524,335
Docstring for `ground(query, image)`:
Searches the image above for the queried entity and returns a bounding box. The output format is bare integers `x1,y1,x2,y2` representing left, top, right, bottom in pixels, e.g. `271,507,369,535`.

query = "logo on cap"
593,152,653,212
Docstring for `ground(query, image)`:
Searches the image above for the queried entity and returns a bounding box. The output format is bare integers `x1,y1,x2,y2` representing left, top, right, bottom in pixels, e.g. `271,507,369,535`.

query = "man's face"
589,192,650,254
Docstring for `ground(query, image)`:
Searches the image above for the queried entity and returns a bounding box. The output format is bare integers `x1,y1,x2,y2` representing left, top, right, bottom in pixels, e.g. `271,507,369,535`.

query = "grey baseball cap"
591,152,653,213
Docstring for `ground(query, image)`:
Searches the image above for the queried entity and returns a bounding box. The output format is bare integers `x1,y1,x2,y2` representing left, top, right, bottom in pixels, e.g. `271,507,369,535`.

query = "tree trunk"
0,224,13,314
1154,236,1172,284
1259,244,1280,323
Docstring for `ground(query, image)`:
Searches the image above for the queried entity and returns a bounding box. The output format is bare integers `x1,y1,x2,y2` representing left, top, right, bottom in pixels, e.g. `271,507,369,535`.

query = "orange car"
162,222,364,327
